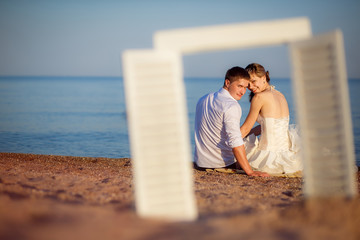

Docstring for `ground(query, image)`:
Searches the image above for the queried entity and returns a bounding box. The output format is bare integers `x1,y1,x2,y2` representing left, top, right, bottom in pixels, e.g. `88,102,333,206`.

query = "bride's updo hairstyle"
245,63,270,102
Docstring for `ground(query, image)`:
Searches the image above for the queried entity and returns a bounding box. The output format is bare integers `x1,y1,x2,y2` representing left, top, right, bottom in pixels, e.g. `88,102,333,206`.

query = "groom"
194,66,269,177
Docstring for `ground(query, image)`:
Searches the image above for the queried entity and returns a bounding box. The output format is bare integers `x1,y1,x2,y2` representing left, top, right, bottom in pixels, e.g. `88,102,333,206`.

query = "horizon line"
1,75,360,80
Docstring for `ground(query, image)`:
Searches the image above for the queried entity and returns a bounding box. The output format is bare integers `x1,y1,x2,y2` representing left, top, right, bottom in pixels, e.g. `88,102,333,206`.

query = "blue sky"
0,0,359,78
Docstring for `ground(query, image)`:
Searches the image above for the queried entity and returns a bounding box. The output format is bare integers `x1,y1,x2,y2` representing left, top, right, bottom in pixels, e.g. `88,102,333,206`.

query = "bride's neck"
263,83,271,92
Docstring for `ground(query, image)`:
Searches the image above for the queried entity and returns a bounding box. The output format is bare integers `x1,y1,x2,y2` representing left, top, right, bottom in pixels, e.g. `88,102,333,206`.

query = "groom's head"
223,66,250,101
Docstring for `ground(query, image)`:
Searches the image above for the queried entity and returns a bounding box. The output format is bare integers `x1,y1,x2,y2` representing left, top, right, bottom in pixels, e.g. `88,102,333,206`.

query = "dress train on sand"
244,115,303,175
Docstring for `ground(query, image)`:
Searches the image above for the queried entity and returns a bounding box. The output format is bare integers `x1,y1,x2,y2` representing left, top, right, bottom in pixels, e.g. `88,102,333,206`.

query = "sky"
0,0,359,78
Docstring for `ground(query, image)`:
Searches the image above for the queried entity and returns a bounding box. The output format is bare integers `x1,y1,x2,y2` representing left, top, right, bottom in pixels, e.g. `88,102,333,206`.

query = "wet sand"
0,152,359,240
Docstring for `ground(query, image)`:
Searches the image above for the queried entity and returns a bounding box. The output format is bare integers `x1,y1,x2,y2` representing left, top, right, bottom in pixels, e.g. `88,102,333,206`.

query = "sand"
0,152,359,240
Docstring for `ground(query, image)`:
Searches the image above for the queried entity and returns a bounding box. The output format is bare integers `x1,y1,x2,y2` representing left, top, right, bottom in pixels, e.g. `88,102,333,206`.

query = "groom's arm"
232,145,270,177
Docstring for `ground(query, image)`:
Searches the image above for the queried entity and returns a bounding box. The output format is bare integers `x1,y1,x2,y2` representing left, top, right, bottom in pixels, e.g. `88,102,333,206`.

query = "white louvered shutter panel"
290,30,357,198
122,49,197,220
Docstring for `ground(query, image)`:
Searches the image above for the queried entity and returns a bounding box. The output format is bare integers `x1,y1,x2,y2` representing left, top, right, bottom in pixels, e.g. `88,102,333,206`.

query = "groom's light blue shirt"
194,88,244,168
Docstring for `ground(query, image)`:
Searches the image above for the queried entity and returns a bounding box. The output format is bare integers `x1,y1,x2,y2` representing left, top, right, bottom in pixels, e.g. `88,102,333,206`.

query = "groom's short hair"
224,66,250,86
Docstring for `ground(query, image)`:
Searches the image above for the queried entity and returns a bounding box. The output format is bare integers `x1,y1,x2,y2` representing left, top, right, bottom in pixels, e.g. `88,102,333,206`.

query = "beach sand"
0,152,359,240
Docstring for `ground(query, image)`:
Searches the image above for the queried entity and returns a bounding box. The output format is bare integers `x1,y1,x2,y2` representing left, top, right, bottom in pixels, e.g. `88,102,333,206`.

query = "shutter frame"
122,49,198,220
290,30,357,198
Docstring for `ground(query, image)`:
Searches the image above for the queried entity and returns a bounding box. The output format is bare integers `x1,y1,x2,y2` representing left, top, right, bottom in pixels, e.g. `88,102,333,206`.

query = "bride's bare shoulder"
254,90,272,98
273,89,287,100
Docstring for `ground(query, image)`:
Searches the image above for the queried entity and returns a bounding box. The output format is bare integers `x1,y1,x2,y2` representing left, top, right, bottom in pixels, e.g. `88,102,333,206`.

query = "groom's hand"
248,171,270,177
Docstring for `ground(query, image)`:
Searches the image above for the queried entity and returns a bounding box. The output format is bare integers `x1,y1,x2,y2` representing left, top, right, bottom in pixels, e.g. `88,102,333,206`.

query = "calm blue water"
0,76,359,166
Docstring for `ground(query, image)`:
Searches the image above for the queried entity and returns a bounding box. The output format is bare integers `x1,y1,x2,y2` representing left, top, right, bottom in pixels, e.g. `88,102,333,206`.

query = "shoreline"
1,152,359,240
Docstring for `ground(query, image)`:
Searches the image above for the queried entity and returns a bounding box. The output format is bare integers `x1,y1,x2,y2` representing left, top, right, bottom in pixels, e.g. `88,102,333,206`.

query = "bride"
240,63,303,175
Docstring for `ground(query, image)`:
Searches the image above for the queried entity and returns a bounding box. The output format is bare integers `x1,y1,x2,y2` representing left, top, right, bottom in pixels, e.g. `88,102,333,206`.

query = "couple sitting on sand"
194,63,303,177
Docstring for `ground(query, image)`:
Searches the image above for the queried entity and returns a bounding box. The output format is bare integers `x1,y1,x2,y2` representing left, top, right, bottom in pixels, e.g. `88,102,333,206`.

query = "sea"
0,76,359,166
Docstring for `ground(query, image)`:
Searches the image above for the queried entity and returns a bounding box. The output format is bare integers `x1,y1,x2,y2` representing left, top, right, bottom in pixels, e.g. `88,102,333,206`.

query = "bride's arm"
240,94,263,137
247,125,261,136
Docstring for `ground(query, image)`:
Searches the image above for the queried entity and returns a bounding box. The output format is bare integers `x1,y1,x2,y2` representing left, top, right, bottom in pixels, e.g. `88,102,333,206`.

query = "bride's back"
258,87,289,119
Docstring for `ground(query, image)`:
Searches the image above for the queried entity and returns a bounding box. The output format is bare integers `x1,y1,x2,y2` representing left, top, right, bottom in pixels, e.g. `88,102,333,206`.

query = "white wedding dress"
244,115,303,175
